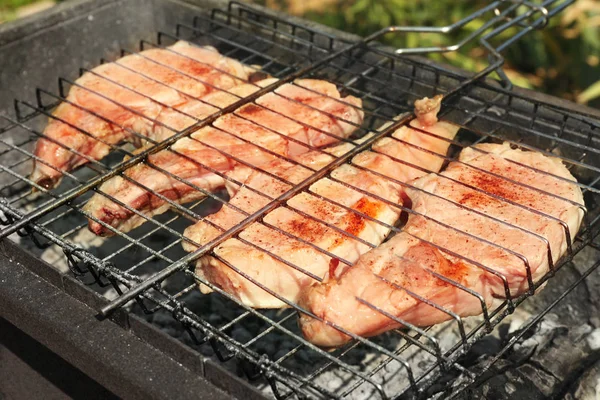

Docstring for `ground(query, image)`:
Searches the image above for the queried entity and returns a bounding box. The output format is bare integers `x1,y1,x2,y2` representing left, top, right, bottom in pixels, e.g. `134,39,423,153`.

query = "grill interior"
1,1,600,399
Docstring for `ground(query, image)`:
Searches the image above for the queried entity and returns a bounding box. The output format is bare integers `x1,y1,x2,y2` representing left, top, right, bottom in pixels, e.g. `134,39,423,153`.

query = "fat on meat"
299,142,584,347
184,95,461,308
83,79,363,235
31,41,254,189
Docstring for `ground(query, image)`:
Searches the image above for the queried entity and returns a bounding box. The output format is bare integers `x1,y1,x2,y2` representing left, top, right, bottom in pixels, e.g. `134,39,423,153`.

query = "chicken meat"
299,142,584,347
83,79,364,236
31,41,255,189
184,95,462,308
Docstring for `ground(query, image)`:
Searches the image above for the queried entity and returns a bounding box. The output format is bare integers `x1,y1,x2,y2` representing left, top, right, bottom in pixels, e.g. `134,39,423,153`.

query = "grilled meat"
185,95,461,308
31,41,254,189
182,139,362,305
83,79,363,236
299,142,584,347
181,140,358,249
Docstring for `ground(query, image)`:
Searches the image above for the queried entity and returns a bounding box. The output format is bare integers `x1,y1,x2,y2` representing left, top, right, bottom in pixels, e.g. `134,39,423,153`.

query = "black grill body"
1,1,599,399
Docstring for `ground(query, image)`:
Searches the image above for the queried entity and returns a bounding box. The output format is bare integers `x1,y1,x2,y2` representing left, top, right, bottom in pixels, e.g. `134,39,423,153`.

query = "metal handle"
0,0,575,317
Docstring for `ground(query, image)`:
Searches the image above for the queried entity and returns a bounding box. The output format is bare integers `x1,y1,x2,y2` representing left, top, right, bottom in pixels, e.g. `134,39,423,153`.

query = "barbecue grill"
1,0,599,399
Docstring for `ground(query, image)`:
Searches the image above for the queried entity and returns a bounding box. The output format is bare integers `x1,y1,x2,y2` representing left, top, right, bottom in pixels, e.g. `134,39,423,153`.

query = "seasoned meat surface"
299,142,584,347
185,96,461,308
31,41,253,189
83,79,363,235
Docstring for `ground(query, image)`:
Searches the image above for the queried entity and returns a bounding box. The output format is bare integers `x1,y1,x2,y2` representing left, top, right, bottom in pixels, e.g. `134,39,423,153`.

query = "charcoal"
442,245,600,399
2,1,599,398
564,359,600,400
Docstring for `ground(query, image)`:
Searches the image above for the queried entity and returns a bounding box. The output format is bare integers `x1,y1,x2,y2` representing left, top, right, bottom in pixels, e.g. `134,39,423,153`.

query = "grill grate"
1,0,600,398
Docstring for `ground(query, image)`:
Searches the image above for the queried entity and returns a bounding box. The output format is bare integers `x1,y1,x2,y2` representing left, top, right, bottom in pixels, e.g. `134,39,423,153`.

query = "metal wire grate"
1,0,599,398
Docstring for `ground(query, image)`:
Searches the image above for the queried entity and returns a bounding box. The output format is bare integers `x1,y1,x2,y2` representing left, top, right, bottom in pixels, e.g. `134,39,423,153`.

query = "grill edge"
1,1,599,399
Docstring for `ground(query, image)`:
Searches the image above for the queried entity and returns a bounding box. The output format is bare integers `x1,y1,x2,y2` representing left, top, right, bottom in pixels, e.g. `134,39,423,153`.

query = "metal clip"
64,248,88,276
209,336,235,362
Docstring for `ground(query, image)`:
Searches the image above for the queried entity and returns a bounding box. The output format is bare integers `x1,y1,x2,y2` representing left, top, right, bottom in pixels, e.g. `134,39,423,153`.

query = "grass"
1,0,598,108
0,0,59,22
257,0,600,108
0,0,43,8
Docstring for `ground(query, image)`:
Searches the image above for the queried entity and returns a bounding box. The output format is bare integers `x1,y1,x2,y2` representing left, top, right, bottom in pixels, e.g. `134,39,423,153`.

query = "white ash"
587,329,600,351
10,199,600,399
564,360,600,400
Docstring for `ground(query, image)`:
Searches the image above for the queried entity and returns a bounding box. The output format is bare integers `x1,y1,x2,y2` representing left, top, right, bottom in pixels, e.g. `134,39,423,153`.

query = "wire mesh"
0,1,599,399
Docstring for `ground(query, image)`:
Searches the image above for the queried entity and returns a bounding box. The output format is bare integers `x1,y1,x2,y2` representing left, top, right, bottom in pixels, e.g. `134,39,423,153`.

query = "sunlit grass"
0,0,58,23
1,0,598,107
258,0,600,108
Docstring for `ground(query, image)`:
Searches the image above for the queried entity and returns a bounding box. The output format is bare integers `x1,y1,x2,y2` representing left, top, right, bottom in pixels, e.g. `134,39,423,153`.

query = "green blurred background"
1,0,599,108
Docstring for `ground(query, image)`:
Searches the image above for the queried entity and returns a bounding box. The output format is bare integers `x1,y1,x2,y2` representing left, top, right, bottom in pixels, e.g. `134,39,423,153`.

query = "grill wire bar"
0,0,567,241
96,0,572,316
1,0,599,399
448,255,600,399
